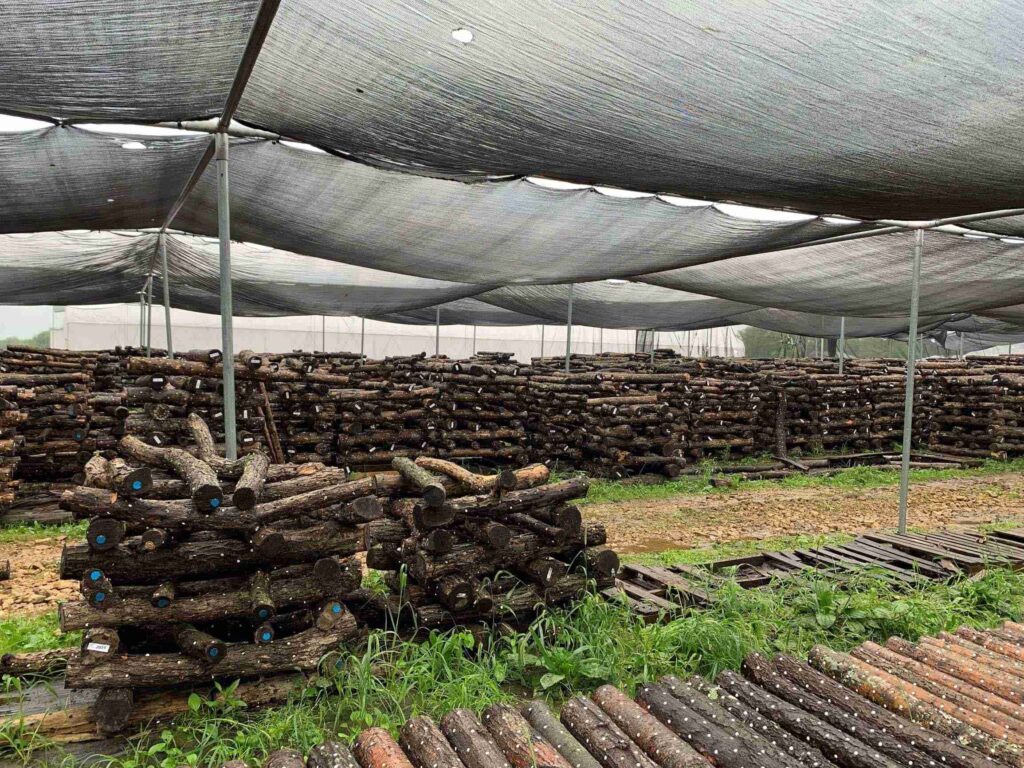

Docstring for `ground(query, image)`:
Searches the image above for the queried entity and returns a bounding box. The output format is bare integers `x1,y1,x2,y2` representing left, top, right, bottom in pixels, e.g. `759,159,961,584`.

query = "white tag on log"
86,642,111,653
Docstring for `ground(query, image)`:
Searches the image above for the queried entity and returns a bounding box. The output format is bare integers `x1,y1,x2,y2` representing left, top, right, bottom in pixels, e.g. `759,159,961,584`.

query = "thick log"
120,435,223,511
250,571,275,621
393,457,447,508
520,700,601,768
65,625,356,689
173,623,227,664
307,741,360,768
414,457,525,493
635,682,792,768
264,749,304,768
233,452,270,510
354,727,416,768
93,688,135,734
590,685,706,768
86,517,126,552
742,652,935,768
481,703,572,768
440,708,514,768
773,653,991,768
399,716,468,768
444,479,590,520
0,649,70,677
559,696,659,768
81,627,121,665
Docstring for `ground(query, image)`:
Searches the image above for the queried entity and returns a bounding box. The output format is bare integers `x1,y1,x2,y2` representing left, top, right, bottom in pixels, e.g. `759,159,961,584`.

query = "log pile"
360,456,619,629
54,416,368,729
191,620,1024,768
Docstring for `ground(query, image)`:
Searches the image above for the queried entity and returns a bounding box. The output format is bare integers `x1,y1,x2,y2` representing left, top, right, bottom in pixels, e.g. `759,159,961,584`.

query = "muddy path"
586,473,1024,552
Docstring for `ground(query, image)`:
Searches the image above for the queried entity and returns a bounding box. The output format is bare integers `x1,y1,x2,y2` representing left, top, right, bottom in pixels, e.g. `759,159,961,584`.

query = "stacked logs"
239,620,1024,768
361,456,619,629
0,382,22,510
54,416,367,730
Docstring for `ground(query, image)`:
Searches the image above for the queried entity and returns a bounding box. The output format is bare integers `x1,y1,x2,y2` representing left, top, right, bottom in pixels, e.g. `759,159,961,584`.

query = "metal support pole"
957,331,964,359
145,275,154,357
472,325,476,355
540,325,545,358
321,315,326,353
564,284,574,373
137,291,146,348
838,316,846,374
360,318,365,358
434,307,440,356
599,327,603,353
159,233,174,359
215,132,237,460
649,330,656,364
898,229,924,534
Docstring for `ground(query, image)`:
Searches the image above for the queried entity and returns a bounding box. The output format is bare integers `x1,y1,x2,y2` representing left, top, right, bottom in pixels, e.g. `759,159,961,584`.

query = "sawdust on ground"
0,534,78,618
586,474,1024,552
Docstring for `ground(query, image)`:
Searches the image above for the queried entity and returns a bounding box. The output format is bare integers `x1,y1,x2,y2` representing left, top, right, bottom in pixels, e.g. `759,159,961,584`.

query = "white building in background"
48,305,746,361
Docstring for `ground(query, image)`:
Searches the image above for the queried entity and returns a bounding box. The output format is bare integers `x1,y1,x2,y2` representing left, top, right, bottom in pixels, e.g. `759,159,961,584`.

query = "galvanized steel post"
215,132,237,460
838,316,846,374
159,233,173,358
898,229,924,534
564,284,574,373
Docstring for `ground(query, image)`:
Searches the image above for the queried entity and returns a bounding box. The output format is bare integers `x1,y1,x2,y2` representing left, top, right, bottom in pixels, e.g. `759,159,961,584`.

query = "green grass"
34,566,1021,768
0,521,86,544
579,457,1024,505
0,612,79,656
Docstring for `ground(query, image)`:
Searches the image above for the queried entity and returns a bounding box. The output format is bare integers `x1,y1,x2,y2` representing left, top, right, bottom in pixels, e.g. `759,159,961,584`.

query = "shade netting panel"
370,298,544,326
639,231,1024,317
0,0,260,123
237,0,1024,219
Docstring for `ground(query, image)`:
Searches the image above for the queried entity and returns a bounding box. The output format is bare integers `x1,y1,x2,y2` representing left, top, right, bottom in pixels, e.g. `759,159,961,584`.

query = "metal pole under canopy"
137,290,146,348
145,275,154,357
564,284,574,372
898,229,924,534
434,307,441,356
540,325,545,358
159,233,174,358
360,318,365,358
838,317,846,374
472,325,477,355
215,132,237,460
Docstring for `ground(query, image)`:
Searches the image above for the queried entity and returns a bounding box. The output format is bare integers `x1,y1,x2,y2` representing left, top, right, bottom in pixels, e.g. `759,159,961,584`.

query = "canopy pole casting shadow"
565,284,574,372
159,233,173,359
216,132,237,460
898,228,924,534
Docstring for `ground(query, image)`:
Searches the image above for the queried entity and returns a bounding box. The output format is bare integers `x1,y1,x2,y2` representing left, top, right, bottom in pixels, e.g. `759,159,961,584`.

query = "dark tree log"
93,688,135,734
65,625,356,689
399,716,468,768
60,564,359,630
635,682,792,768
233,452,270,510
436,574,475,612
151,582,175,609
520,700,601,768
120,435,223,511
440,708,514,768
254,622,275,644
444,479,589,520
393,457,447,508
140,528,170,552
354,727,416,768
415,457,529,493
773,653,991,768
742,652,932,768
559,696,659,768
250,571,275,621
307,740,360,768
590,685,707,768
81,627,121,665
0,649,70,677
173,623,227,664
481,703,572,768
264,749,304,768
87,518,126,552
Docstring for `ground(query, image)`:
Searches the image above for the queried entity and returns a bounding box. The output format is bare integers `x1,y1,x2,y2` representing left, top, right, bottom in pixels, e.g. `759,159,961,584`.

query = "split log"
307,741,360,768
590,685,706,768
440,708,514,768
399,716,468,768
353,727,416,768
65,625,356,689
559,696,659,768
481,703,572,768
520,700,601,768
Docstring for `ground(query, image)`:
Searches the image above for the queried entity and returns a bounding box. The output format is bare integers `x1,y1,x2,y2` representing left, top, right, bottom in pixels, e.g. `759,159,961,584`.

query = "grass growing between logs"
65,565,1024,768
578,456,1024,505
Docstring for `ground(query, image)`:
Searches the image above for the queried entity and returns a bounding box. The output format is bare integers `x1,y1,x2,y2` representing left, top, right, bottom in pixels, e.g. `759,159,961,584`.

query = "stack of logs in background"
3,347,1024,515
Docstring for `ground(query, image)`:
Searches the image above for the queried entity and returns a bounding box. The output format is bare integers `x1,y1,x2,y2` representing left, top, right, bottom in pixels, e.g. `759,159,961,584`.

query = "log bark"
393,457,447,508
93,688,135,734
590,685,707,768
440,708,514,768
264,749,304,768
0,649,70,677
520,700,601,768
559,696,659,768
173,623,227,664
65,624,356,689
635,681,792,768
399,716,468,768
481,703,572,768
233,452,270,510
414,457,527,493
307,740,360,768
120,435,223,511
354,727,416,768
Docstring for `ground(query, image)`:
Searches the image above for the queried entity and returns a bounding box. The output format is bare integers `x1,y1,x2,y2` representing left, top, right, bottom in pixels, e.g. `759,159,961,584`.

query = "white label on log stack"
86,642,111,653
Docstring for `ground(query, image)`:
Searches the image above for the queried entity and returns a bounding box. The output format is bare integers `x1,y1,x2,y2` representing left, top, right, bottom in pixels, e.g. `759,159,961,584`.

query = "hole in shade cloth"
452,27,474,43
605,279,628,286
121,141,147,150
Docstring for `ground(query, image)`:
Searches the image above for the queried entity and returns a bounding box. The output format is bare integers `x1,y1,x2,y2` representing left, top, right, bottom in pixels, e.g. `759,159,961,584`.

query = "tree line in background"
0,330,49,350
737,327,949,360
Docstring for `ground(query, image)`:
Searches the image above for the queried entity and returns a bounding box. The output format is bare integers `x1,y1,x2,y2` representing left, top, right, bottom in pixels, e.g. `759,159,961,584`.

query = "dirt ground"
587,473,1024,552
2,473,1023,617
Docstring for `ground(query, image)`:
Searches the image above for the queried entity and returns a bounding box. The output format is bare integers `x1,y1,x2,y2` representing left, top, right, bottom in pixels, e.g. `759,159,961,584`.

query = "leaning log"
520,700,601,768
590,685,706,768
399,715,468,768
233,452,270,510
559,696,659,768
353,727,416,768
440,708,514,768
481,703,572,768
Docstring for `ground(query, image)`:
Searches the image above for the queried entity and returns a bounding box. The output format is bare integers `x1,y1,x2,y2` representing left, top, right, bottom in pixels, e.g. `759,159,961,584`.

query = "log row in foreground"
217,620,1024,768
